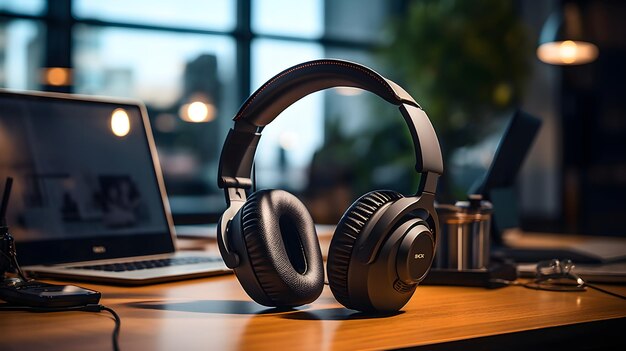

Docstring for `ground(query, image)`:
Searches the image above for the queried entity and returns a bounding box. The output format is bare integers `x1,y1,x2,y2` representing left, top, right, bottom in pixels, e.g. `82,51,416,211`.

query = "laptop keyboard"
68,256,222,272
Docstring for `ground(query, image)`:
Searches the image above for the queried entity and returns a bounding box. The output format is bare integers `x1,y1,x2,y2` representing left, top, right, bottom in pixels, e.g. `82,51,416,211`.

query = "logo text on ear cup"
414,253,425,259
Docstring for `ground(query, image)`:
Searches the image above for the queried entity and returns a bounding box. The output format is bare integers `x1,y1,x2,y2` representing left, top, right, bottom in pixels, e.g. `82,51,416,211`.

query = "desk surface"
1,273,625,351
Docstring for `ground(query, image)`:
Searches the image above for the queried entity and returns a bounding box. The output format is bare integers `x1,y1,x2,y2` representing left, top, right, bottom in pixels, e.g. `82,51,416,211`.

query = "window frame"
0,0,390,223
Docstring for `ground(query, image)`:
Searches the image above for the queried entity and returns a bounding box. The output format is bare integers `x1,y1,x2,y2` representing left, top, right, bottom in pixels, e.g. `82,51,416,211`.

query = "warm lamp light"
537,3,598,65
111,108,131,137
178,100,216,123
43,67,72,86
187,101,210,122
537,40,598,65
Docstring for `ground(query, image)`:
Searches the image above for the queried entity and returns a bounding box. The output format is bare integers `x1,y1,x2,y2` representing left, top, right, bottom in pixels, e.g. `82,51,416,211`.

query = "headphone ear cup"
327,190,403,310
232,189,324,308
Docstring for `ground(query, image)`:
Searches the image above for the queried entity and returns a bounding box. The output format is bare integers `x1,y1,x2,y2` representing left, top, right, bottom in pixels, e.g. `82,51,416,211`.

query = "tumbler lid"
454,194,493,214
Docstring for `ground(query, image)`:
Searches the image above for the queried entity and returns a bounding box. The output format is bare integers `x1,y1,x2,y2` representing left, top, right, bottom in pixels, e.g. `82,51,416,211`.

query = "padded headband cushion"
240,189,324,307
234,59,418,126
327,190,403,309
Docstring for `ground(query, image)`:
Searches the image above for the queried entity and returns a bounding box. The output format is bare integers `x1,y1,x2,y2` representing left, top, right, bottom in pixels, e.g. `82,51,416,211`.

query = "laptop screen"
0,90,175,265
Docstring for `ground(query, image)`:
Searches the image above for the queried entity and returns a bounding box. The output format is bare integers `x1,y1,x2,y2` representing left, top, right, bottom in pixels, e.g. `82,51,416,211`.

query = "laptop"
0,89,230,285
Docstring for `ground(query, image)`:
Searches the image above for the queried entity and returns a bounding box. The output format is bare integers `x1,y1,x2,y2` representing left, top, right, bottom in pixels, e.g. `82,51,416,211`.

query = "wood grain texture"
2,235,626,351
1,272,625,351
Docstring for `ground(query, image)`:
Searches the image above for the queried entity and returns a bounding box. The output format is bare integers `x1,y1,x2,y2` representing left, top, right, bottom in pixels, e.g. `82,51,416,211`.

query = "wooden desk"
1,237,625,351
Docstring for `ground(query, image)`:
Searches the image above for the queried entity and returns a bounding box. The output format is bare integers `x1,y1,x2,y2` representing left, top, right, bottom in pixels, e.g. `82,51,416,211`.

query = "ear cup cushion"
240,189,324,307
327,190,403,308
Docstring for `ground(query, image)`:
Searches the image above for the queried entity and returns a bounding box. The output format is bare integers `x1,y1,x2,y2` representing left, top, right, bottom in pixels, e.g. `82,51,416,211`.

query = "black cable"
0,247,28,281
585,283,626,300
0,177,13,227
0,249,26,281
489,278,626,300
1,231,29,281
0,303,121,351
0,249,13,266
99,305,121,351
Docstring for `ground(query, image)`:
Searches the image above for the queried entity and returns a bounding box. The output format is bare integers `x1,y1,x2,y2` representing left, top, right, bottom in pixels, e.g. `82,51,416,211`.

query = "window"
252,0,323,38
73,0,235,31
252,39,324,190
0,0,45,15
0,19,44,90
0,0,393,224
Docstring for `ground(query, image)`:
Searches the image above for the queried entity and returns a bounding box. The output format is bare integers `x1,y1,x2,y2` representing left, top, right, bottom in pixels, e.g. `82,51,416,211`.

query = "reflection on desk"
1,267,625,351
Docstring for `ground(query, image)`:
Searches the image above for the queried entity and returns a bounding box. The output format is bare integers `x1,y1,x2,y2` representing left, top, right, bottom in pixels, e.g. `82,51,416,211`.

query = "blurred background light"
43,67,71,86
179,101,215,123
537,3,599,65
110,108,130,137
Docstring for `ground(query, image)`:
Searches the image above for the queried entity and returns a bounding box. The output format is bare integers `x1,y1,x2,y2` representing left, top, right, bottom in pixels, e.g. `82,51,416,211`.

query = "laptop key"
68,256,219,272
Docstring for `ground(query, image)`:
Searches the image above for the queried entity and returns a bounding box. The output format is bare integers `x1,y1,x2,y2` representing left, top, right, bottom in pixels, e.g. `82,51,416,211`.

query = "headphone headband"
235,59,419,125
218,59,443,195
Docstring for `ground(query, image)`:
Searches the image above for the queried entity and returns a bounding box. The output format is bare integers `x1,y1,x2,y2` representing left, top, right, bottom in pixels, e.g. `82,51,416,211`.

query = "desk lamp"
537,2,598,65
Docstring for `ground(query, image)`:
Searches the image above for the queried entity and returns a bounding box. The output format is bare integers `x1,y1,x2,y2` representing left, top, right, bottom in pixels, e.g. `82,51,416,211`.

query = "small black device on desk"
1,177,121,351
0,278,101,308
1,177,101,308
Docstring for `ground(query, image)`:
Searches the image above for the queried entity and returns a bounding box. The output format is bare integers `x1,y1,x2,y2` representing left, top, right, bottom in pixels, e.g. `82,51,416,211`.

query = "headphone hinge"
418,172,439,196
225,187,247,207
218,190,246,268
217,127,261,190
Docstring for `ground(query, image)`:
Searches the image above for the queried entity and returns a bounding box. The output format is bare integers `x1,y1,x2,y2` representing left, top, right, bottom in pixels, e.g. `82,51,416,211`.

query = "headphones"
217,59,443,312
